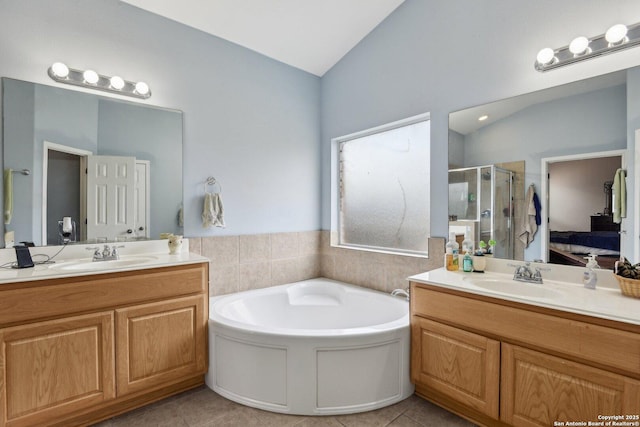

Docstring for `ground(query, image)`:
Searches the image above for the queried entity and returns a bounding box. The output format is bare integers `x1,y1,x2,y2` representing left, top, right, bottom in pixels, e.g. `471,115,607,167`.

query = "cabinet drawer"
0,263,208,326
501,343,640,426
411,284,640,375
411,317,500,418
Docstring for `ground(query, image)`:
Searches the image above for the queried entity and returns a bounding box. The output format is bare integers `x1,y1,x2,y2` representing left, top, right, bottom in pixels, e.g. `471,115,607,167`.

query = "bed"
549,230,620,269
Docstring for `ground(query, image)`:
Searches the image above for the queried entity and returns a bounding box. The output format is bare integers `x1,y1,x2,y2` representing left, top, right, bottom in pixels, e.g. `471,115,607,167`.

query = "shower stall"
448,165,514,259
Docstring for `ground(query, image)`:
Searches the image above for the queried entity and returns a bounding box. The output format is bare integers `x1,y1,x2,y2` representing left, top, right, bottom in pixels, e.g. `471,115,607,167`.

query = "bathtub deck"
93,385,475,426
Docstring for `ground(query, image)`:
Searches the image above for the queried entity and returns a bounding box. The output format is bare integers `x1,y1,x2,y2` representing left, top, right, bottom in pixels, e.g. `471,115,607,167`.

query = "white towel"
202,192,225,228
4,168,13,225
613,168,626,224
518,185,537,247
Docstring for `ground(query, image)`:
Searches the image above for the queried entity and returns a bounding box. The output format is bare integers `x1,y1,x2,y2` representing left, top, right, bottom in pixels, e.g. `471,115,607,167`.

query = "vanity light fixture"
535,21,640,72
47,62,151,99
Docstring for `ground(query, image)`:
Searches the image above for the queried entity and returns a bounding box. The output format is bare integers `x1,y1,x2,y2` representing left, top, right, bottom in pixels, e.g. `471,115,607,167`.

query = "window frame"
330,112,431,257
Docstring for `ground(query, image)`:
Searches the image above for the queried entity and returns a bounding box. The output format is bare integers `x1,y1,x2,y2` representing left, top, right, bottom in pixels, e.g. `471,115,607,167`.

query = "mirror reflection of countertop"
0,239,208,285
410,267,640,326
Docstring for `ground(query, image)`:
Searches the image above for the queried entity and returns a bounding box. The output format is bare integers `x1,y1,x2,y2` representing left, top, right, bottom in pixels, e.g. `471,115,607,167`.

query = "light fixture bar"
47,63,151,99
535,22,640,72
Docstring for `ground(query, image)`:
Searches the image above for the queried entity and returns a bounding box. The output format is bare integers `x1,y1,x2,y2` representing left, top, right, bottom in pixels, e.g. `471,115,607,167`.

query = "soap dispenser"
583,254,599,289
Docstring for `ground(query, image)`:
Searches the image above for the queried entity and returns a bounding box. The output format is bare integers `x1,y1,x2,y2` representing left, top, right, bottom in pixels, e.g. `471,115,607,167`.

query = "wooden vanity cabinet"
412,317,500,418
0,262,208,427
410,281,640,427
501,344,640,427
0,312,115,427
116,295,207,396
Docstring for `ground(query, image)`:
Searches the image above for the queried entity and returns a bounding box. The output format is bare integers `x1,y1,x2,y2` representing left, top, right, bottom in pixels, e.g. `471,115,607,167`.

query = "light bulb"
605,24,628,45
110,76,125,90
478,115,489,122
51,62,69,78
83,69,99,84
536,48,555,65
135,81,149,95
569,36,589,55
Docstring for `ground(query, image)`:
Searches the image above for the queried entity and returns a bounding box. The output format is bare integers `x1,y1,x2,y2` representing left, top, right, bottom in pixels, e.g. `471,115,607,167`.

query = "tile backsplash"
189,231,444,296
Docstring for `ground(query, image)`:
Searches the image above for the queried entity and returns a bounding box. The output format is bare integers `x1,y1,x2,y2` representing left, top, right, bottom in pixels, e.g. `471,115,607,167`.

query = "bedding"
549,230,620,255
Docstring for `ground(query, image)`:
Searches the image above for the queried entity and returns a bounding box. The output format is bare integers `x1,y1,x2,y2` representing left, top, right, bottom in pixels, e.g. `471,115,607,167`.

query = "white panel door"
86,155,136,241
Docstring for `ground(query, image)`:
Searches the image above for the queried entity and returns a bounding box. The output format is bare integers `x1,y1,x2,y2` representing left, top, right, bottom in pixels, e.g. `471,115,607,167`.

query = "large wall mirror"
449,67,639,270
2,78,183,247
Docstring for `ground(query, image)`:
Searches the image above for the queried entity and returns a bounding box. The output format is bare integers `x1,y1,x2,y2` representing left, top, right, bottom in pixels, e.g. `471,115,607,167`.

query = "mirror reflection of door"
547,153,623,270
86,155,136,241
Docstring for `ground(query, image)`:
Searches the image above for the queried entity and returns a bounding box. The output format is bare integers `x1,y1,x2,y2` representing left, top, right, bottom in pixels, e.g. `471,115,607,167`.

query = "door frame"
42,141,92,245
135,160,151,239
540,149,626,263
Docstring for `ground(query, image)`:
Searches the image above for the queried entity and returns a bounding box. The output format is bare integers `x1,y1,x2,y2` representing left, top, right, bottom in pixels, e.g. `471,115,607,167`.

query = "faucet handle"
111,245,125,258
86,246,101,258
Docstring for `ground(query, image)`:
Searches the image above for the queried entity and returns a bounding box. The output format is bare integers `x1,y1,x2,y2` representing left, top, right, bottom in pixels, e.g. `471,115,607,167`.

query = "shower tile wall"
190,232,445,295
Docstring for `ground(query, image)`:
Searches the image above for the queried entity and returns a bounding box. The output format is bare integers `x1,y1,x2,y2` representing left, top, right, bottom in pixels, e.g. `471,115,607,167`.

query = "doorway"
541,150,625,269
42,141,91,245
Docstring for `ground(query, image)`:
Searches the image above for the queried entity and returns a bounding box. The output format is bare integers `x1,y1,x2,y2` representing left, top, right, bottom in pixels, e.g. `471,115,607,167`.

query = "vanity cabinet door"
0,312,115,427
501,343,640,427
115,295,207,396
411,317,500,418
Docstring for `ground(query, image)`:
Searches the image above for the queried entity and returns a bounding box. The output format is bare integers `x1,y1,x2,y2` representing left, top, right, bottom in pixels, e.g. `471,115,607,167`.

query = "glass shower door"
493,167,514,259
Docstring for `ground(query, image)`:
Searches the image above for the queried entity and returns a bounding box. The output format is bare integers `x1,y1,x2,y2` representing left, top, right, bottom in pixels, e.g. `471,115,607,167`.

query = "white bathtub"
205,278,414,415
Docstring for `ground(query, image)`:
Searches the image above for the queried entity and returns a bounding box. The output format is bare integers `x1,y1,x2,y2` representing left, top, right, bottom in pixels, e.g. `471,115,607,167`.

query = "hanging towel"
177,204,184,227
613,168,627,224
4,169,13,225
518,185,538,247
202,192,225,228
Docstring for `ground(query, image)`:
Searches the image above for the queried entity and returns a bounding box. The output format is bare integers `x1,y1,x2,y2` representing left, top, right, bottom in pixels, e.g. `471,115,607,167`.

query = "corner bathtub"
205,278,414,415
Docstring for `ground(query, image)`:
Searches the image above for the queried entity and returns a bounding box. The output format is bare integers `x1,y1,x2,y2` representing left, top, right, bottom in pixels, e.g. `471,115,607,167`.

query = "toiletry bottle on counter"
461,230,474,256
445,232,459,271
463,252,473,272
583,254,599,289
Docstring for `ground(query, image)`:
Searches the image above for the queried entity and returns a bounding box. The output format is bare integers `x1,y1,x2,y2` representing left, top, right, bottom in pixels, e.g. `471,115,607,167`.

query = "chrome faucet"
511,262,543,284
86,245,123,261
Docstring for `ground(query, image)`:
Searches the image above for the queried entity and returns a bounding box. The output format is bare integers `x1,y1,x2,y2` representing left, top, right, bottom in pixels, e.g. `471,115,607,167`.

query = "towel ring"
205,176,223,193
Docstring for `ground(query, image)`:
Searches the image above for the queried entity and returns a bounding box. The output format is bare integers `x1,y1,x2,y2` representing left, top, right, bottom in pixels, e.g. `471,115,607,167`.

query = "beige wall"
189,231,445,296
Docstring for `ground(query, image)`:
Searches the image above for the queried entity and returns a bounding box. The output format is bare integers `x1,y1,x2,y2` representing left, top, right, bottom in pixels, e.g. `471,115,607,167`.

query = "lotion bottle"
461,229,474,256
445,232,459,271
583,254,599,289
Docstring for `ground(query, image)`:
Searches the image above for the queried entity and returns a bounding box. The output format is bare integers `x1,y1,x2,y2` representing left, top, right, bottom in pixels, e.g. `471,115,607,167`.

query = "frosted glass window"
338,117,430,255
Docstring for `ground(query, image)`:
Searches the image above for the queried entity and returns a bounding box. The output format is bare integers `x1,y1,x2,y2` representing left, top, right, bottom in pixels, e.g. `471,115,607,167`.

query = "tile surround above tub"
192,231,321,296
189,230,444,296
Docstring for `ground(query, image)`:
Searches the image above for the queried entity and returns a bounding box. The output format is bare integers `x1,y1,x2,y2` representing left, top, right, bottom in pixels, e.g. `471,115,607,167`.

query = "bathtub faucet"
391,288,410,301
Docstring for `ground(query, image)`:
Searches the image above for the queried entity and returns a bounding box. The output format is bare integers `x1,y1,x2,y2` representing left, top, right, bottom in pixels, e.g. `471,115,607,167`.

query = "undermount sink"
462,276,564,299
50,255,158,271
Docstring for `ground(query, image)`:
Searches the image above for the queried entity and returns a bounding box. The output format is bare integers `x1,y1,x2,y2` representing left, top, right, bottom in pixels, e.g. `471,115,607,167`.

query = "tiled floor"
93,386,476,427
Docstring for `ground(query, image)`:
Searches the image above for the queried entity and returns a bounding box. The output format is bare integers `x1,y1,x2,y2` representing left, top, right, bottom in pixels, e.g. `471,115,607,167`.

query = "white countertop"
0,239,209,285
410,267,640,326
